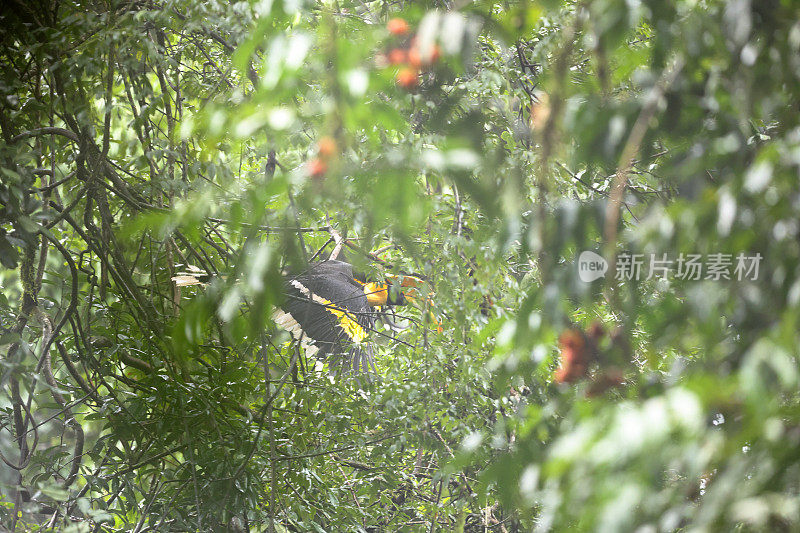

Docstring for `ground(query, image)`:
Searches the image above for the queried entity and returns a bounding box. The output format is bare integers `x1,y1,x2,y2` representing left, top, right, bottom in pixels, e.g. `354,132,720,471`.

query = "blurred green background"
2,0,799,530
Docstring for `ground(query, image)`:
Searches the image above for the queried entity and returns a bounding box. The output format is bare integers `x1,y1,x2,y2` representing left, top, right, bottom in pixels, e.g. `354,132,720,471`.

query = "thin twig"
603,57,685,281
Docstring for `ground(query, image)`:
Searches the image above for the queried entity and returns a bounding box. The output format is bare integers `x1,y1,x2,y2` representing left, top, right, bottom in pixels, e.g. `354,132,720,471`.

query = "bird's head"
361,273,426,307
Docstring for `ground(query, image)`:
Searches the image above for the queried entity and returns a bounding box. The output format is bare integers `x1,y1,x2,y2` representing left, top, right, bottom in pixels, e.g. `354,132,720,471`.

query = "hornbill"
173,259,424,375
271,259,424,374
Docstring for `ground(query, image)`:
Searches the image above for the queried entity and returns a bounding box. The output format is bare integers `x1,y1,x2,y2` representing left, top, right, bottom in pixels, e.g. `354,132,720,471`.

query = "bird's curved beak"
389,276,442,332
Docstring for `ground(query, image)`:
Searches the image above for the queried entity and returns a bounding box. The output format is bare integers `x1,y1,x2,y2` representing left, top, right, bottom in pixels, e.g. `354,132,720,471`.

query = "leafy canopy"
1,0,800,531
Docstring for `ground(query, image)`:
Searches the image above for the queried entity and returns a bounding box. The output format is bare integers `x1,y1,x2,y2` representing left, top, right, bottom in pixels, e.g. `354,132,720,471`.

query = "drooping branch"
10,126,79,144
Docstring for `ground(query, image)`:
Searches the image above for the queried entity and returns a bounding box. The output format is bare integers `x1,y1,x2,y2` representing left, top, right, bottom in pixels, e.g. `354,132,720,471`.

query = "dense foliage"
2,0,800,531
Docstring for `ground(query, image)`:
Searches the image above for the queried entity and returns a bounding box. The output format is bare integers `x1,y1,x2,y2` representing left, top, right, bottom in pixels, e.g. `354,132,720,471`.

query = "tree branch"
10,126,79,144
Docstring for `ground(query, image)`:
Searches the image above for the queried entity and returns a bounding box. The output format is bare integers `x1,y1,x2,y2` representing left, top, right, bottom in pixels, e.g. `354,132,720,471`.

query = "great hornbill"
271,260,424,374
173,259,424,375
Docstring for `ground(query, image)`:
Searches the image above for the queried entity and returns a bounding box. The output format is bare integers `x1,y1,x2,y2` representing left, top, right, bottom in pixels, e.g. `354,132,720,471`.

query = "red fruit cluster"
553,322,628,395
307,158,327,179
407,41,440,69
383,18,442,90
307,136,337,179
553,322,606,384
553,329,592,384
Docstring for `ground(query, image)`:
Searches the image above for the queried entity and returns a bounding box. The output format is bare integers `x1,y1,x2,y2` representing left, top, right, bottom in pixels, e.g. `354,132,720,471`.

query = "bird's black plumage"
174,258,422,376
272,260,377,374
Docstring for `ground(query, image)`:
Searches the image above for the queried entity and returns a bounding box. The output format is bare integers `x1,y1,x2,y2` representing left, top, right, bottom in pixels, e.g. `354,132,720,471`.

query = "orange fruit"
388,48,407,65
430,44,441,63
408,47,422,68
553,329,592,384
409,44,441,68
387,18,410,36
317,136,336,158
308,158,328,178
396,67,418,88
530,93,551,131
